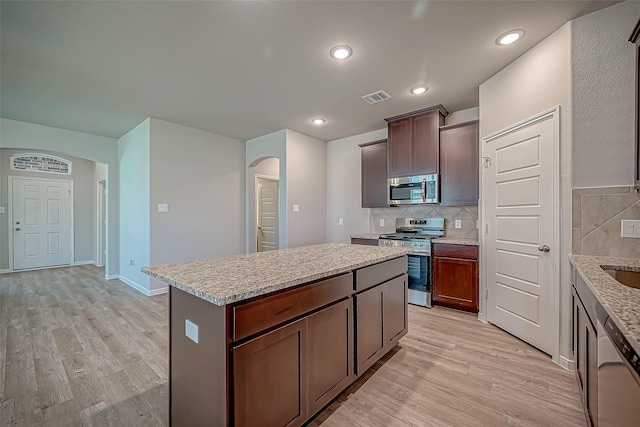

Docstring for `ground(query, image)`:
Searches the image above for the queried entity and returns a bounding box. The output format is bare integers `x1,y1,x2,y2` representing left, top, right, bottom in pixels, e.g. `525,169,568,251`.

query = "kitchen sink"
603,269,640,289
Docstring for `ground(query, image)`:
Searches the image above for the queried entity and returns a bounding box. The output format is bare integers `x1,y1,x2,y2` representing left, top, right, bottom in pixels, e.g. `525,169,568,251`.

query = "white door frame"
255,174,279,252
8,175,75,272
96,179,106,267
480,106,561,364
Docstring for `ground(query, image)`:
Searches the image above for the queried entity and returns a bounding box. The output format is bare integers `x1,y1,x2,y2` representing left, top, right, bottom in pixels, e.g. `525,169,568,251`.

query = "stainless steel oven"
388,174,438,205
379,217,444,308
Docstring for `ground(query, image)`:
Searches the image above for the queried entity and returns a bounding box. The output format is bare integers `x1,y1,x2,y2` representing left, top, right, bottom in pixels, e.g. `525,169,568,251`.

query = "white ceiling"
0,1,619,142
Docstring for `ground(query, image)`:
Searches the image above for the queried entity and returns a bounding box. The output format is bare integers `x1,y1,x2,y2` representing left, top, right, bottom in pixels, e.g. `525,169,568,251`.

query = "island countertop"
569,254,640,354
142,243,409,306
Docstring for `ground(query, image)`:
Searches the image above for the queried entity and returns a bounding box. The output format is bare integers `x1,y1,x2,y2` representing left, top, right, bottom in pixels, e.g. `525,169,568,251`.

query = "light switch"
455,220,462,229
338,218,344,226
293,204,300,213
185,319,199,343
0,207,5,214
379,219,384,227
158,203,169,213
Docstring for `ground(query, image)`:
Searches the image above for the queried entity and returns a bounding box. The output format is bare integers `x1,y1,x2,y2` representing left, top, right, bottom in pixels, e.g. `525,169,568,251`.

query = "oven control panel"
379,239,431,254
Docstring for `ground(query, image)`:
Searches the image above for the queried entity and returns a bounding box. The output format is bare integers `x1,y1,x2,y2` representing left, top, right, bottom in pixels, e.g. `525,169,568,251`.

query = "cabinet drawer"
355,256,407,292
233,272,353,341
351,238,379,246
432,244,477,260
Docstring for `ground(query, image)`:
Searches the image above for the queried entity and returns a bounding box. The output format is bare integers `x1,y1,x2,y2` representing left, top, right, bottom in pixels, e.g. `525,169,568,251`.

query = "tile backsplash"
572,186,640,257
370,205,478,239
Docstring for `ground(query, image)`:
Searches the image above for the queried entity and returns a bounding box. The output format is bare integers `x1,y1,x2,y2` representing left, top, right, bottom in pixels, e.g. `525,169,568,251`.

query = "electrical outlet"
129,259,135,266
379,219,385,227
338,218,344,226
185,319,199,344
621,220,640,238
158,203,169,213
0,207,5,214
455,220,462,229
293,204,300,213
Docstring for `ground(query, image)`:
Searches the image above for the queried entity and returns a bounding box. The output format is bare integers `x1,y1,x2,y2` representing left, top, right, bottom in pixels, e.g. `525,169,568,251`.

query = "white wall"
286,129,327,248
0,148,97,268
0,118,120,277
118,119,151,292
326,128,387,243
445,107,479,126
246,130,287,252
572,0,640,187
479,22,573,365
148,118,246,292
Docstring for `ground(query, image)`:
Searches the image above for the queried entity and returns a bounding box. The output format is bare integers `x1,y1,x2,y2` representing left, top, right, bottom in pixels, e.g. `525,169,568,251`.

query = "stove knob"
419,243,424,247
400,241,405,246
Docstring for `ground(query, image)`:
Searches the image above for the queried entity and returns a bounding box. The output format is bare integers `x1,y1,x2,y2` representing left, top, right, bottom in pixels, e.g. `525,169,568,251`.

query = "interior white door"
257,178,279,252
12,177,72,270
484,112,556,355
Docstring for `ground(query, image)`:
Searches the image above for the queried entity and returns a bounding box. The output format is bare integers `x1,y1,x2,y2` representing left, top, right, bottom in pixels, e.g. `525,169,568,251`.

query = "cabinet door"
383,275,408,346
433,256,478,312
360,141,388,208
586,319,598,427
387,118,412,177
233,318,308,427
440,121,479,206
411,110,443,175
576,298,586,390
355,284,384,374
307,299,355,416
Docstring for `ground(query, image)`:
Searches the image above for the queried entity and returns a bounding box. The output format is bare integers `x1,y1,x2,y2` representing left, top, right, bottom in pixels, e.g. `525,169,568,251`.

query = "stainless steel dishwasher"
596,303,640,427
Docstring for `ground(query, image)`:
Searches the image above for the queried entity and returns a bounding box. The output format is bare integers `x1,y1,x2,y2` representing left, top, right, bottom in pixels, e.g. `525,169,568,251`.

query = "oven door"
407,252,431,308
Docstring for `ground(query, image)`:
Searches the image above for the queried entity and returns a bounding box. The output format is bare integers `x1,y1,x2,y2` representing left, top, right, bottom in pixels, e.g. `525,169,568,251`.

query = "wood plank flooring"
0,265,586,426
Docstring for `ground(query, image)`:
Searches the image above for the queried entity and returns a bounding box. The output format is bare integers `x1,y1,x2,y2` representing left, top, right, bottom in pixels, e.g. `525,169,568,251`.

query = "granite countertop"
569,255,640,354
350,233,380,240
433,238,479,246
142,243,409,306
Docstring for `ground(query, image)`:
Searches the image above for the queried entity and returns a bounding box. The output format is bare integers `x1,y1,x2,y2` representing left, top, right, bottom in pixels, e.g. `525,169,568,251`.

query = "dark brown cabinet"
572,270,598,427
355,274,407,374
630,19,640,188
432,244,478,313
359,140,388,207
351,237,379,246
439,121,479,206
385,106,447,178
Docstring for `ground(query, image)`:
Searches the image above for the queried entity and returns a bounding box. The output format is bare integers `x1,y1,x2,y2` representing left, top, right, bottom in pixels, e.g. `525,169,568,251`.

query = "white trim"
8,175,75,272
480,106,562,364
105,274,119,280
255,173,279,181
0,269,10,274
118,274,168,296
557,355,575,371
72,260,95,266
96,180,106,267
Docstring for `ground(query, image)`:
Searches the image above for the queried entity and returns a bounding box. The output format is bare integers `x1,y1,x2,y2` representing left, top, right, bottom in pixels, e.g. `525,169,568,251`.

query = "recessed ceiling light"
410,85,428,95
496,30,524,46
312,118,325,125
330,45,353,60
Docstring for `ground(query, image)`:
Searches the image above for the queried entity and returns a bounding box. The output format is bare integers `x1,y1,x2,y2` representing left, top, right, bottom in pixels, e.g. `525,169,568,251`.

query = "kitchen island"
143,243,409,427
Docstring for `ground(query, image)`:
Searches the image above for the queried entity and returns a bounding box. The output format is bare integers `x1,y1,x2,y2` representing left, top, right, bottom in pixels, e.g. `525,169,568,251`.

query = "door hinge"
485,288,489,299
485,224,488,234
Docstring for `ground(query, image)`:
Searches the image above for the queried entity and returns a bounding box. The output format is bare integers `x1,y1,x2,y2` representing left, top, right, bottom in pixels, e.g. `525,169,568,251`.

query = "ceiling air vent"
361,90,392,105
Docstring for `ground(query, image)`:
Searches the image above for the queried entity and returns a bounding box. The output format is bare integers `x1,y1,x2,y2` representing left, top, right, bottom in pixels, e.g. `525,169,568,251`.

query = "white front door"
11,177,72,270
257,178,279,252
483,109,558,355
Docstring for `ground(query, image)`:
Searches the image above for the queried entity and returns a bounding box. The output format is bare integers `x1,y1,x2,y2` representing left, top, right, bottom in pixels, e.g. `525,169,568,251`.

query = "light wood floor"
0,265,586,426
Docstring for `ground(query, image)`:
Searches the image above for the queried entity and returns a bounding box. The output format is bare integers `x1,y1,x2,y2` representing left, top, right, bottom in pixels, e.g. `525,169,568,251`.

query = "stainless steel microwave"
388,174,438,205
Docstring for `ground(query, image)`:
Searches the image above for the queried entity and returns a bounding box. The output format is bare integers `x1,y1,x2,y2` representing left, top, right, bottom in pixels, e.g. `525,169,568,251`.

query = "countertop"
350,233,380,240
569,255,640,354
433,238,479,246
142,243,410,306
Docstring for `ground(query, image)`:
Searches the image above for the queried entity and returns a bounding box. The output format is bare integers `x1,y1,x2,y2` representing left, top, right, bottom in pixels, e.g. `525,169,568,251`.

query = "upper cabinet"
630,18,640,189
359,140,388,208
439,121,479,206
385,106,447,178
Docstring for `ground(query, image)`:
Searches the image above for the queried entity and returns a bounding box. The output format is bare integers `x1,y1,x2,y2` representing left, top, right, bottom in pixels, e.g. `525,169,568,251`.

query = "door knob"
15,228,21,231
538,245,550,253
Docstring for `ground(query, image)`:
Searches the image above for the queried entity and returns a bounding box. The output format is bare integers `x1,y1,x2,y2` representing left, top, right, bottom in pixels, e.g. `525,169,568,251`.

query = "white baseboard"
556,355,575,371
118,275,168,296
477,312,487,323
0,269,10,274
73,260,95,266
105,274,119,280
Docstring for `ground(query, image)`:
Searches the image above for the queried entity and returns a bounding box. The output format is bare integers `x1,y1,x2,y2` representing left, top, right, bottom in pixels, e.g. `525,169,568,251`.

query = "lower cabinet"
432,244,478,313
356,275,408,374
573,272,598,427
233,298,354,427
350,237,379,246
